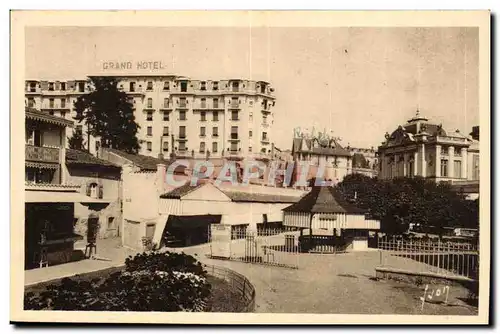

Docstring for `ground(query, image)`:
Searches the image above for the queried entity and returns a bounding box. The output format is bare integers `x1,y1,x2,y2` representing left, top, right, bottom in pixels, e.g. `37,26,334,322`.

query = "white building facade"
25,76,277,161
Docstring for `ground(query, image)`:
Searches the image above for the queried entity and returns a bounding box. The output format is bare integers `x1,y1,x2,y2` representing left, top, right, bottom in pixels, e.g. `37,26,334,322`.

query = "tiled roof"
66,149,120,168
106,148,178,171
160,183,204,199
283,186,366,214
25,107,73,127
223,191,300,203
292,137,351,157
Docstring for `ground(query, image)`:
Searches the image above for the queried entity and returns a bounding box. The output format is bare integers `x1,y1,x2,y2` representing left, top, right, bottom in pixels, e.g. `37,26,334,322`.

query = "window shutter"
40,81,48,90
98,185,103,199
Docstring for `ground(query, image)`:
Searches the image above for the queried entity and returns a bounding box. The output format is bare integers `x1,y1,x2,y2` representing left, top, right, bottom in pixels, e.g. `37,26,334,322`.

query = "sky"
25,26,479,150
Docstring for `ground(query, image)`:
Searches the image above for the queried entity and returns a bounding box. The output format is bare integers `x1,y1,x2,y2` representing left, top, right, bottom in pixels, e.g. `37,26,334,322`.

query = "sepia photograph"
10,10,490,325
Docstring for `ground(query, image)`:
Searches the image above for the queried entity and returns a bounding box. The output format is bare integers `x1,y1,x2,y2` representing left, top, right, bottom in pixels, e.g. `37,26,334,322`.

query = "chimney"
156,163,167,195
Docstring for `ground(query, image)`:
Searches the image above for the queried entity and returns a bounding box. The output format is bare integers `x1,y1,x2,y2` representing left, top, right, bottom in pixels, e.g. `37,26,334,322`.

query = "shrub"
25,252,211,311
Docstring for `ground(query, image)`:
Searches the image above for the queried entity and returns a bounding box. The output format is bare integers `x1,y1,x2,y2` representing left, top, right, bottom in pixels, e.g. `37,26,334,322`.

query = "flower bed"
24,252,255,312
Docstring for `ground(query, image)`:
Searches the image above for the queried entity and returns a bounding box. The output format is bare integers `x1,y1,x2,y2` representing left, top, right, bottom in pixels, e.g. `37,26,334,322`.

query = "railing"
203,264,256,312
25,145,60,163
377,236,479,280
208,227,300,269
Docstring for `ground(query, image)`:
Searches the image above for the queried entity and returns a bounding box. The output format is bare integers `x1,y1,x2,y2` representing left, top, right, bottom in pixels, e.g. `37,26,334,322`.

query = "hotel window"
249,111,253,122
231,81,239,92
212,127,218,137
200,127,206,137
147,111,153,121
163,98,169,109
27,98,35,108
200,142,206,153
201,98,206,109
231,110,239,121
263,115,268,124
163,126,169,136
179,98,187,108
147,98,153,108
147,141,152,151
230,142,238,152
212,142,218,153
454,160,462,178
78,82,85,92
408,161,414,177
231,97,239,107
163,81,170,91
454,148,461,157
440,146,447,155
147,81,153,91
231,126,238,140
179,126,186,138
260,84,266,94
213,81,218,91
29,82,36,92
76,125,83,134
163,142,169,152
263,99,268,109
163,111,169,121
249,130,253,138
179,110,186,121
147,126,153,136
200,81,206,91
49,98,54,108
179,142,186,151
200,111,206,121
440,159,448,177
61,82,66,91
213,111,219,121
473,155,479,180
180,81,188,92
249,146,253,152
48,82,54,91
213,98,219,109
130,82,136,92
262,132,268,141
61,99,66,108
61,111,66,118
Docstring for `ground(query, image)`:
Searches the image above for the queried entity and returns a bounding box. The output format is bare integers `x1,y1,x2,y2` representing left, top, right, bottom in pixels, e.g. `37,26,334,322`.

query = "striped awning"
25,161,59,169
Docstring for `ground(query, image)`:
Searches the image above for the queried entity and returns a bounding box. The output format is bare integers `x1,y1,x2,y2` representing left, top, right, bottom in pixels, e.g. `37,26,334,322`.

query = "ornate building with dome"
377,111,480,183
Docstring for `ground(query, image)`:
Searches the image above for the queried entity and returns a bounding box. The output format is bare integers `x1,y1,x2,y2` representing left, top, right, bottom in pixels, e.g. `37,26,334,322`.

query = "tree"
67,129,86,151
74,77,140,154
336,174,479,236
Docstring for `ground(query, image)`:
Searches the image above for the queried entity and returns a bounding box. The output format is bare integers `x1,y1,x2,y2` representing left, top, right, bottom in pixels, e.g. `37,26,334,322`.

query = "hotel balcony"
25,87,41,95
124,88,146,96
25,145,60,164
261,108,272,114
228,103,240,110
261,138,270,144
41,105,70,111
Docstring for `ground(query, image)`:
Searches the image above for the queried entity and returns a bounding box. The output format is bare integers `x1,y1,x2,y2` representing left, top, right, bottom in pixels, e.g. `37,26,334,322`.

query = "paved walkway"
24,240,477,315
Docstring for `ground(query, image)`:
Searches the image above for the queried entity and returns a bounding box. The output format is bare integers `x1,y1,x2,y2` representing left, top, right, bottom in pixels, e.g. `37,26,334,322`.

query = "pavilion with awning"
282,186,380,251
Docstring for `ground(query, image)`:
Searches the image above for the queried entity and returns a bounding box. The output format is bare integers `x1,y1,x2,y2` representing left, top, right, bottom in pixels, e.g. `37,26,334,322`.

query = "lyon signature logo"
420,284,450,310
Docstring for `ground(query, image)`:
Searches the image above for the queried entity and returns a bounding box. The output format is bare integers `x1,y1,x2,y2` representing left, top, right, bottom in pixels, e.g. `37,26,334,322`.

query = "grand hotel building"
25,76,277,161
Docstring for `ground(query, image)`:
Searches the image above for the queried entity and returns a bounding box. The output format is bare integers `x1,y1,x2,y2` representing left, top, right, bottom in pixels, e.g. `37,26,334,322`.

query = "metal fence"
204,264,256,312
377,236,479,280
208,226,300,269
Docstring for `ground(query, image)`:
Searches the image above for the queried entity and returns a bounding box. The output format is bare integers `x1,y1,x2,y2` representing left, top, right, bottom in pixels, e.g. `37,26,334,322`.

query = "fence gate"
208,224,300,269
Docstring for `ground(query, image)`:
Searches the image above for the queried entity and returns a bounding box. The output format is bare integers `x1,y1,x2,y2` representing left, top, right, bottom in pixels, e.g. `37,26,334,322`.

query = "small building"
291,134,352,186
282,186,380,251
24,108,108,269
65,149,123,240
